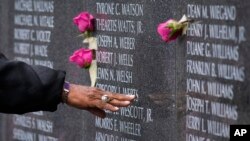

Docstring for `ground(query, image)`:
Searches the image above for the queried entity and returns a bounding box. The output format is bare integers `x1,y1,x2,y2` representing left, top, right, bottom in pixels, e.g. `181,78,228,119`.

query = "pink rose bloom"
73,12,94,33
69,48,93,68
157,19,183,43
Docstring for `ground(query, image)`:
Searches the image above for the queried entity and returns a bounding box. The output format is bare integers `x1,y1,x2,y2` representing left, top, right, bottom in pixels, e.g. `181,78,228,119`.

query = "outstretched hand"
66,84,135,118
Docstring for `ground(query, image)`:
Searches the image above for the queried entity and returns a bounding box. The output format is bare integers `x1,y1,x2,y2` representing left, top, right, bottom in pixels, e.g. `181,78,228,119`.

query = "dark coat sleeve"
0,53,66,114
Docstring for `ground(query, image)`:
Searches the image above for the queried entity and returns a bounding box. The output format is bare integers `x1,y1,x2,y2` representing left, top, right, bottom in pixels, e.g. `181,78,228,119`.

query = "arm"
0,53,65,114
0,53,135,117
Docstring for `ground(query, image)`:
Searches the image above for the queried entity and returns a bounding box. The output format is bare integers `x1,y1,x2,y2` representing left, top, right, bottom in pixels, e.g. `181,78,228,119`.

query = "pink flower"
69,48,93,68
157,19,183,43
73,12,94,33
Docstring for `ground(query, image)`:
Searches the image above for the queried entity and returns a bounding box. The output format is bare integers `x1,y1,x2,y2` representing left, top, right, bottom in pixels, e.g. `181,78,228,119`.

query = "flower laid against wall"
70,11,97,87
157,15,192,43
73,12,95,37
69,48,94,69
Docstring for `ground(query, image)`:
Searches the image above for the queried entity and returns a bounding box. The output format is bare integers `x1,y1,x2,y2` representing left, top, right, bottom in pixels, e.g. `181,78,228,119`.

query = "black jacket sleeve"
0,53,66,114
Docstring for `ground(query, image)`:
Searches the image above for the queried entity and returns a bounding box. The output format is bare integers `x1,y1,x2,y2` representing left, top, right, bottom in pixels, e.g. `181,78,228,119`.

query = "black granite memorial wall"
0,0,250,141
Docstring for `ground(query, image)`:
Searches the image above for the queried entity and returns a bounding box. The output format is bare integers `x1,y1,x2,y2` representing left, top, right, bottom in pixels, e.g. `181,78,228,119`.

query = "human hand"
66,84,135,118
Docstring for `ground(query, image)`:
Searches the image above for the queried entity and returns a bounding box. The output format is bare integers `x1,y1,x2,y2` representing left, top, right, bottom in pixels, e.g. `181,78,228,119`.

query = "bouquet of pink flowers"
70,12,95,68
69,12,97,86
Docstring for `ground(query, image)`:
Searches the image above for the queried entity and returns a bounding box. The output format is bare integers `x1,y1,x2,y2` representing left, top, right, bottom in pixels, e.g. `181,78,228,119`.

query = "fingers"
97,102,119,112
97,90,135,111
67,84,136,118
104,91,135,101
109,99,131,107
90,87,135,101
98,99,132,112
